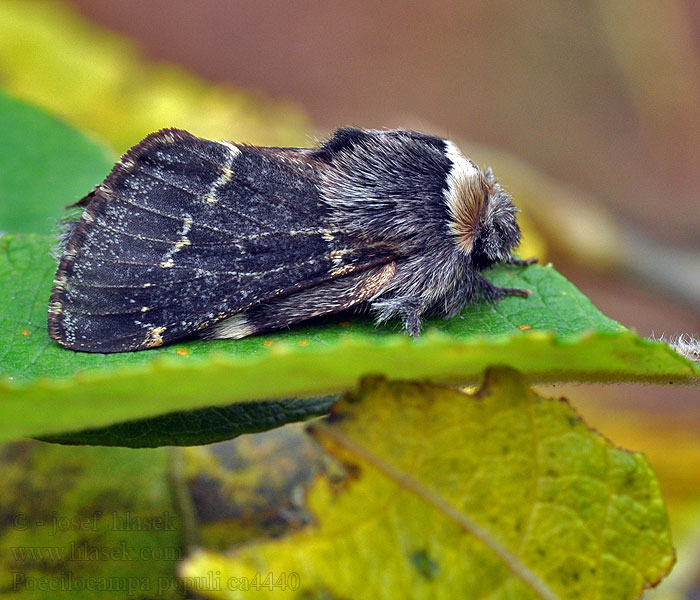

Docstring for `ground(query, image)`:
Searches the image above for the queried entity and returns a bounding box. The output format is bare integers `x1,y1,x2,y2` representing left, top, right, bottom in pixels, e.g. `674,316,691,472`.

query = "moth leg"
477,275,531,300
404,311,422,337
499,287,531,298
506,256,538,266
66,185,99,209
371,295,424,337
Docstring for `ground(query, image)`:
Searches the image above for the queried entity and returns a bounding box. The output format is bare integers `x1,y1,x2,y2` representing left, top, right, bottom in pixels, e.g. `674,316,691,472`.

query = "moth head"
472,167,520,266
442,142,520,267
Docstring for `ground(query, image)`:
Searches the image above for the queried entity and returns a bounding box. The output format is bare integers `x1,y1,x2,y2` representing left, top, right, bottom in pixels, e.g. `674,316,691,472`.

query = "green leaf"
180,367,675,599
0,89,114,234
39,396,336,448
0,231,697,446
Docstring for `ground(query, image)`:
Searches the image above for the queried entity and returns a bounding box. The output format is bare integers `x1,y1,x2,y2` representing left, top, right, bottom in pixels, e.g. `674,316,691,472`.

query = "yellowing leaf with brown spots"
181,367,675,600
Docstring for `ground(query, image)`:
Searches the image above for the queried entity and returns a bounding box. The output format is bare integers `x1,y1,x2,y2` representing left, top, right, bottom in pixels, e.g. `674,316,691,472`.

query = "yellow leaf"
181,367,674,599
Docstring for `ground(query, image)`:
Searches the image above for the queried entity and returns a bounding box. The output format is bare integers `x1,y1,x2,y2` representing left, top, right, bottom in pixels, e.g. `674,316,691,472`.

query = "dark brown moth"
49,127,533,353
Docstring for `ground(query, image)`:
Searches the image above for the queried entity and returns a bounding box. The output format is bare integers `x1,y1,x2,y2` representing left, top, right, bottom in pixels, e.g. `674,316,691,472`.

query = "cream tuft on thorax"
442,141,490,254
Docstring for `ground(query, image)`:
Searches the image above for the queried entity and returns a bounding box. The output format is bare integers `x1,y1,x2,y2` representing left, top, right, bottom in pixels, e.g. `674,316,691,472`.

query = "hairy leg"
506,256,538,267
477,274,531,300
371,295,424,337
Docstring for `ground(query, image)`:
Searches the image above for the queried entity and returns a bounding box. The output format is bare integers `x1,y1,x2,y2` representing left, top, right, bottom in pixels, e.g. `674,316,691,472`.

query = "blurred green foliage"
0,90,113,233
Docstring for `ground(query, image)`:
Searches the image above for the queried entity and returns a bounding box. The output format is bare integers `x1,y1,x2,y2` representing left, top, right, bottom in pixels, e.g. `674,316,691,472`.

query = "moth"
48,127,534,353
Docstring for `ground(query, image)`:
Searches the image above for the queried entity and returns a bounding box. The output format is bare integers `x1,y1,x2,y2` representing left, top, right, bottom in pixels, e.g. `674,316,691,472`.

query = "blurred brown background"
66,0,699,416
68,1,700,245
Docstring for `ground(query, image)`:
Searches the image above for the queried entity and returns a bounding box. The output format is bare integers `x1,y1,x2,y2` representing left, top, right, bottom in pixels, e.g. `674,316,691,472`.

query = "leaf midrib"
310,420,560,600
